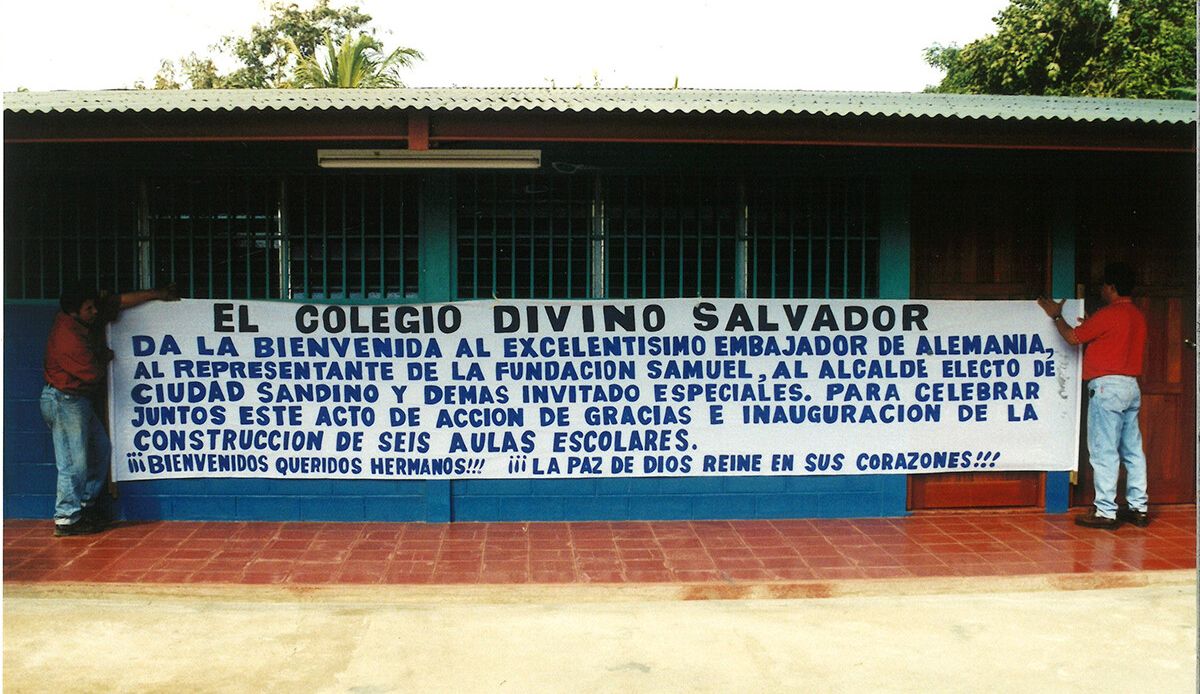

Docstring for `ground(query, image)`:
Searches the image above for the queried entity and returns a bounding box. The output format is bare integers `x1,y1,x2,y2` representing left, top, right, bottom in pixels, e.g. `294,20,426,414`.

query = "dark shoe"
53,519,103,537
81,504,111,529
1117,507,1150,528
1074,509,1121,530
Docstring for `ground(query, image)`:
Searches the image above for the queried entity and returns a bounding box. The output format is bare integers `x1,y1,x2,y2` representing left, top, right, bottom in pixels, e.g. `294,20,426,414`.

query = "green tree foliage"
925,0,1196,98
925,0,1113,95
154,0,419,89
1083,0,1197,98
292,33,422,88
154,55,223,90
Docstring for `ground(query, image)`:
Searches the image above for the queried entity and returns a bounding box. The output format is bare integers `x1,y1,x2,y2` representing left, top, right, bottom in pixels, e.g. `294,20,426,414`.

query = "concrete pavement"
5,571,1195,693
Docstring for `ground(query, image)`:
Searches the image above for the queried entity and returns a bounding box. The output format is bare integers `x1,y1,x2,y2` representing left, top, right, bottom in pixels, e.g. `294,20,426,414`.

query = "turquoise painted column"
877,170,911,515
879,173,911,300
1045,185,1076,513
419,174,455,521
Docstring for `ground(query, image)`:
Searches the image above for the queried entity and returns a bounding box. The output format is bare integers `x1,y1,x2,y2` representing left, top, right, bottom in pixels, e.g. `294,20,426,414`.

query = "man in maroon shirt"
1038,262,1149,530
41,282,175,536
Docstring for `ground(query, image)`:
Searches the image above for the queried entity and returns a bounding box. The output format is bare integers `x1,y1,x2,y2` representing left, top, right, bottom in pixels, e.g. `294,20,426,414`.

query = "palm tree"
292,33,422,88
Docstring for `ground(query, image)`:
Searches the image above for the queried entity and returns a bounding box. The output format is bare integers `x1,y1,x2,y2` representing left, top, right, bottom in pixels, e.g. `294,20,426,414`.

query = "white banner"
108,299,1082,481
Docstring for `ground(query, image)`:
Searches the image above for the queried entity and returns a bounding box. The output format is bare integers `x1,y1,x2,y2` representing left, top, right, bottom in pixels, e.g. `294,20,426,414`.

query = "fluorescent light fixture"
317,149,542,169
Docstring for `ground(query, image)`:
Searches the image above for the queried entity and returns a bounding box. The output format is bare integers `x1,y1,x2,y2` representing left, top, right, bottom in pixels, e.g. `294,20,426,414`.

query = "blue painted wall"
451,476,901,521
4,304,59,519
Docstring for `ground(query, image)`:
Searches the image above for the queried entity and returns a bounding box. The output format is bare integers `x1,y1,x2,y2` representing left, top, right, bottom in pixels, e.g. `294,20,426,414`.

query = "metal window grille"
286,175,419,300
605,174,739,299
454,173,879,302
455,173,592,300
6,173,419,302
146,176,283,299
5,176,140,300
745,176,880,299
7,171,878,303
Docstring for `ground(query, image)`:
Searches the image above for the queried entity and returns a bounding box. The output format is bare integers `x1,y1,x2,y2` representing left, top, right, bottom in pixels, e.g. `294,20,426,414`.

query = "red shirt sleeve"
1070,305,1113,345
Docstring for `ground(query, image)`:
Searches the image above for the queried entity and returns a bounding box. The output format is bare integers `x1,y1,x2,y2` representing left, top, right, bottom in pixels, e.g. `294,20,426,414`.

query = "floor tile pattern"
5,507,1194,586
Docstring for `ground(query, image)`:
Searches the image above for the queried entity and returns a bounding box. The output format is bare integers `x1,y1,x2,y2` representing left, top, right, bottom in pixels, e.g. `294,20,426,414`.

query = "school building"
4,89,1194,522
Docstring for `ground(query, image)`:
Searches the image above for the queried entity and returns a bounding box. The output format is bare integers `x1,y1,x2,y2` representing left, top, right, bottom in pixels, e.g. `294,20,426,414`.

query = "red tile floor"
4,506,1194,586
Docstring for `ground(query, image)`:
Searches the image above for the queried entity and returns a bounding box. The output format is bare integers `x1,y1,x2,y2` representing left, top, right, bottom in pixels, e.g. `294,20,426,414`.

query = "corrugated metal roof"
3,88,1195,124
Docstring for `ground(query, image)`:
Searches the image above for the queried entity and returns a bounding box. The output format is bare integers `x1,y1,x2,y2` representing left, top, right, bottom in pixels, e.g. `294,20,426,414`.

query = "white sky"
1,0,1008,92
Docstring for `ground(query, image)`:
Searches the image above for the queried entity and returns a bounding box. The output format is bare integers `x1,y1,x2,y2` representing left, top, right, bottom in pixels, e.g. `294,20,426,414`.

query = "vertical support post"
1045,182,1076,513
419,174,454,521
878,173,910,301
408,112,430,151
590,173,606,299
419,174,455,301
277,179,290,299
878,169,912,515
137,180,153,290
734,178,748,298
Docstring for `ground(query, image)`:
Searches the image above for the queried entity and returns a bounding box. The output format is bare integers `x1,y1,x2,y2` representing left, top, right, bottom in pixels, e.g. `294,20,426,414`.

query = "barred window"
146,176,282,299
746,176,880,299
454,173,879,301
604,175,739,299
455,173,592,300
5,173,419,301
285,175,419,300
6,171,879,304
5,176,140,299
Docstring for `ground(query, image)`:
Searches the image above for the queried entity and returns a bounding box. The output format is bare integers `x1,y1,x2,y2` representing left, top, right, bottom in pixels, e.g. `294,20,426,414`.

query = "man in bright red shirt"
41,283,175,536
1038,262,1149,530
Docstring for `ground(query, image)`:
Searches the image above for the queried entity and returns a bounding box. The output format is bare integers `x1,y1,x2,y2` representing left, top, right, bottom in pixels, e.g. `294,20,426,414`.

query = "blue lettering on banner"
106,299,1083,480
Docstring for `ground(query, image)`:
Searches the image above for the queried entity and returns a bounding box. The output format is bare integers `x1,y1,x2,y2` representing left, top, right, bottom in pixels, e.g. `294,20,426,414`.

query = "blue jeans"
1086,375,1149,518
39,385,110,526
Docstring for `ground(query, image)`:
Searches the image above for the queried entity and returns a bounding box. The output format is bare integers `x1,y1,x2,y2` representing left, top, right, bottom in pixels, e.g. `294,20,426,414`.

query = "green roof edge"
4,88,1195,125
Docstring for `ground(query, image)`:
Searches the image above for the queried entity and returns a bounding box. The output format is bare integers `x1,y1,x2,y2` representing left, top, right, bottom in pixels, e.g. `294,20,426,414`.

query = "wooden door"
908,177,1051,509
1072,176,1196,508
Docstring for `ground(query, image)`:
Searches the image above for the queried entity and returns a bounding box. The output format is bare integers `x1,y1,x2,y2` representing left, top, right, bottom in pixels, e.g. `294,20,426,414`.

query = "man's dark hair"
59,282,99,314
1103,262,1136,296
